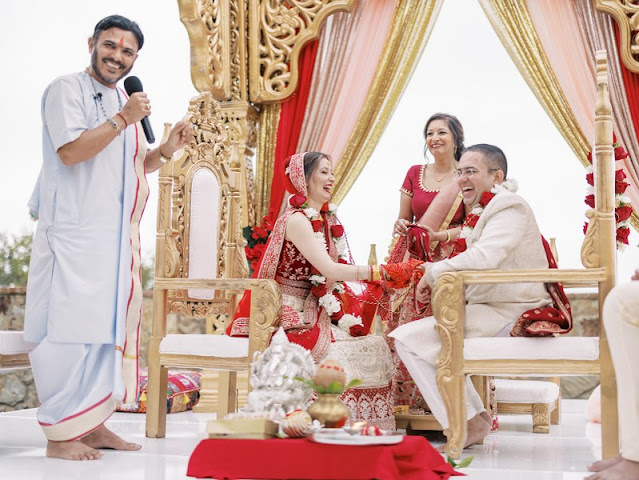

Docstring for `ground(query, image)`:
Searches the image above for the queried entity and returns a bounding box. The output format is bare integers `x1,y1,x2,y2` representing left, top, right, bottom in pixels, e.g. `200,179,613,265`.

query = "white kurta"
25,72,148,440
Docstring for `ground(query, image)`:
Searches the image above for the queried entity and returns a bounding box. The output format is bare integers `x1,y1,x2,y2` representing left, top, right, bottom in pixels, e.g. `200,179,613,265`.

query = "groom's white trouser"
603,281,639,462
394,340,485,429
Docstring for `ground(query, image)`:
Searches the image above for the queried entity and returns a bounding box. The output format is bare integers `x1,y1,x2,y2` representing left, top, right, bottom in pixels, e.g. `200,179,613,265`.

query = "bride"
228,151,411,429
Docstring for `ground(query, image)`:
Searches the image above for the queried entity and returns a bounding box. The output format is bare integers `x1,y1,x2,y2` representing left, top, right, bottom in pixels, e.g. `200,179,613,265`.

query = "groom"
390,143,554,447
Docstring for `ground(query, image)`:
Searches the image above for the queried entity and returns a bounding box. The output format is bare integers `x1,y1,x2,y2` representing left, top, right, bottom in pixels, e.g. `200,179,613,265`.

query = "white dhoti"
603,281,639,462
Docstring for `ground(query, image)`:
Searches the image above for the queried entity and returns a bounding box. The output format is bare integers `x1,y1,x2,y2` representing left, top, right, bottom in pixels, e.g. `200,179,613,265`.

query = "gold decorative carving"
248,0,353,103
532,403,550,434
581,210,600,268
595,0,639,73
248,278,283,355
178,0,231,98
432,272,467,459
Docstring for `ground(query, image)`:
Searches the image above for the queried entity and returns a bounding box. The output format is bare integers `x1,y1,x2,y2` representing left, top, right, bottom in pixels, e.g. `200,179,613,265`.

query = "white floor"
0,400,600,479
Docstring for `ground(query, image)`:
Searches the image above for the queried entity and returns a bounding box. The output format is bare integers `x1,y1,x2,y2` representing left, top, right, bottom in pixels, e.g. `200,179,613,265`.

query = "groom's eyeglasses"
454,168,498,179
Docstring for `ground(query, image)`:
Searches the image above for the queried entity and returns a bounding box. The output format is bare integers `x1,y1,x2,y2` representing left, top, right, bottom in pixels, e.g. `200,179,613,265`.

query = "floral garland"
450,191,494,257
295,199,367,338
584,138,632,250
243,214,274,276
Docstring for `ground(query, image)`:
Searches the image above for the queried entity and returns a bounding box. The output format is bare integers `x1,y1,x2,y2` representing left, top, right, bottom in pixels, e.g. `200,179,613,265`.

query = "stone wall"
0,288,205,412
0,289,600,412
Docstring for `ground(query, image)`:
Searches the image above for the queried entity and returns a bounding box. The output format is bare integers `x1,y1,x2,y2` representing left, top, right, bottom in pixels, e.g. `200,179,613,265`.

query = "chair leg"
549,377,560,425
532,403,550,434
439,372,467,459
216,370,238,419
146,340,169,438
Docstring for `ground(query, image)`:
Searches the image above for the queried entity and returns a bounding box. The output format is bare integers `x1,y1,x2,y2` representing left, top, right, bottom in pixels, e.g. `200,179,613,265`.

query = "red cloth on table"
187,436,463,479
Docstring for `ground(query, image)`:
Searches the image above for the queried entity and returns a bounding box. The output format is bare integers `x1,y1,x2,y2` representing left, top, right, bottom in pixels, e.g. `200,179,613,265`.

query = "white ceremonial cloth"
391,186,552,365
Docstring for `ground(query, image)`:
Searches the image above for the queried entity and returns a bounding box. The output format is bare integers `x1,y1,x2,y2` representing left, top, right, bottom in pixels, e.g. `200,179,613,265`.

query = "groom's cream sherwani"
392,183,552,365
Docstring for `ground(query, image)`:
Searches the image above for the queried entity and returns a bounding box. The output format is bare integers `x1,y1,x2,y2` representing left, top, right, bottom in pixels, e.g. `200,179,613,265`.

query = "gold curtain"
255,104,281,220
331,0,444,204
478,0,591,166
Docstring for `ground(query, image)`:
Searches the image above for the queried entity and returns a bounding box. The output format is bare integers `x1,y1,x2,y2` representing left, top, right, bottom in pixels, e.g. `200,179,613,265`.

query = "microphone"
93,93,102,101
123,76,155,144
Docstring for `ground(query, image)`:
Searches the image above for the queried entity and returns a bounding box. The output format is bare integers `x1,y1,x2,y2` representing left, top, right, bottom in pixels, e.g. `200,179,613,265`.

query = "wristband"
115,112,128,128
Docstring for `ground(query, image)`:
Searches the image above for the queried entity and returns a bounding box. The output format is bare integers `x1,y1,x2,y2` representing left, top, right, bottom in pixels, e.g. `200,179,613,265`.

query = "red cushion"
117,368,201,414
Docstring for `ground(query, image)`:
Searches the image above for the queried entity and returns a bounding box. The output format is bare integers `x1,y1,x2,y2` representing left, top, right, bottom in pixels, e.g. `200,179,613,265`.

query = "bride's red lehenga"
228,152,396,430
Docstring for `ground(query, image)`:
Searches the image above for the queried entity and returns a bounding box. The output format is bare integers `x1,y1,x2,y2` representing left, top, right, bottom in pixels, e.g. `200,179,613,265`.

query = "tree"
0,232,33,287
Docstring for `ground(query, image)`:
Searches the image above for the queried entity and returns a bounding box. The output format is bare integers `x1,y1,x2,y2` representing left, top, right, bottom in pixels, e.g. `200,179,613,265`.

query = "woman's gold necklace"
429,164,455,183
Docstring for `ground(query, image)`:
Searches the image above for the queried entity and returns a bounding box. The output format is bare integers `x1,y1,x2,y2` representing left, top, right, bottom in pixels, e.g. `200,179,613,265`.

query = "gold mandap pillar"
176,0,353,413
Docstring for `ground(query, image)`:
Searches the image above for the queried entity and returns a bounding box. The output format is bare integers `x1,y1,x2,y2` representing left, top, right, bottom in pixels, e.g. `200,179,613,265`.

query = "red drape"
187,436,463,480
614,26,639,142
264,40,320,225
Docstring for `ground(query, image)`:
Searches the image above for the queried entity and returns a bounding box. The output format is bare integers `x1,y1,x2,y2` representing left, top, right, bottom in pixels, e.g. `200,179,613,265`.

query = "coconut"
312,358,346,389
282,410,312,438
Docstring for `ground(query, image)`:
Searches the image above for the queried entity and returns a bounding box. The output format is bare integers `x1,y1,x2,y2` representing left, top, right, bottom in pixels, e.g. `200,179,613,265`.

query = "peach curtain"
297,0,398,165
332,0,445,203
296,7,366,151
478,0,591,163
525,0,596,147
575,0,639,225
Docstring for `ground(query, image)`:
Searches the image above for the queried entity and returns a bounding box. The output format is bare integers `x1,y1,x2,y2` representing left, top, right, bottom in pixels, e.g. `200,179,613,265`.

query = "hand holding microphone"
122,76,155,143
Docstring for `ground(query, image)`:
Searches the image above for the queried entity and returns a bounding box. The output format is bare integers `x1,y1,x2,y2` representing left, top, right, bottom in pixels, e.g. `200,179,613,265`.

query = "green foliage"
447,454,474,469
0,232,33,287
293,376,362,394
0,231,156,290
141,255,155,290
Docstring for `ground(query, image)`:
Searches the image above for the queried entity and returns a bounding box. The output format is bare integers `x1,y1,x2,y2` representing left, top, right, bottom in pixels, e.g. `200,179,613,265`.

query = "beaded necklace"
86,69,123,122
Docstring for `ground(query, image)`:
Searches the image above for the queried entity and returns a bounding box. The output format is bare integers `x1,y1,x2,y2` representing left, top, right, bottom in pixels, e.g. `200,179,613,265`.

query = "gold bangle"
158,146,171,164
444,230,451,243
371,265,381,281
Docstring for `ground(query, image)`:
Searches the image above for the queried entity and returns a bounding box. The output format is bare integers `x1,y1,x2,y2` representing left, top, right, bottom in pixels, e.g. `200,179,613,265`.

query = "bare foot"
47,440,103,460
585,458,639,479
589,455,623,472
464,414,490,447
437,414,490,453
479,411,492,425
81,425,141,451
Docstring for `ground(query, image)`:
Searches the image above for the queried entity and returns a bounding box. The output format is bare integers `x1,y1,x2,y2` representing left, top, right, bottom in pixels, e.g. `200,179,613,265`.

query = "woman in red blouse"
384,113,467,411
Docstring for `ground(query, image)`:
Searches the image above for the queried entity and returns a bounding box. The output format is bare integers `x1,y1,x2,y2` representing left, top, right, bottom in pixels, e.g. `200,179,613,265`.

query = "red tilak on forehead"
118,36,125,47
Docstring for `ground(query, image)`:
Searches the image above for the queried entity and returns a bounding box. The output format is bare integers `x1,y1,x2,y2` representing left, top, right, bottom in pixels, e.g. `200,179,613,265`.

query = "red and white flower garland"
301,202,367,337
584,140,632,250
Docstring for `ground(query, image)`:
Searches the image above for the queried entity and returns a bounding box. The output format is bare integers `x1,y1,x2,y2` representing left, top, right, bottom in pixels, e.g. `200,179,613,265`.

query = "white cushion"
465,337,599,361
159,334,249,358
494,379,559,404
188,168,220,300
0,331,36,355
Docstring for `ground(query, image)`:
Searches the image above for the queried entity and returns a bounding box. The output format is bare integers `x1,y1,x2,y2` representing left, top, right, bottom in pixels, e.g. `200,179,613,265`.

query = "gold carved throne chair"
145,92,281,438
432,51,619,459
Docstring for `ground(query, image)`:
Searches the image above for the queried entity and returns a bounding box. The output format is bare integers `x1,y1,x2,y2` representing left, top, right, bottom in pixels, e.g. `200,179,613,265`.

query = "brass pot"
307,394,350,428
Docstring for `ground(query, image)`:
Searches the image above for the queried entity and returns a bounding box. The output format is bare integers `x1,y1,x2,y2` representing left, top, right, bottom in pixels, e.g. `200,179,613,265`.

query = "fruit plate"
309,430,403,446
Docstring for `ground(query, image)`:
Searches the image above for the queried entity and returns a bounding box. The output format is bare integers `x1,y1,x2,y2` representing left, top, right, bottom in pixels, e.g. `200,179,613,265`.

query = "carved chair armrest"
432,267,606,334
453,268,607,286
153,278,282,358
